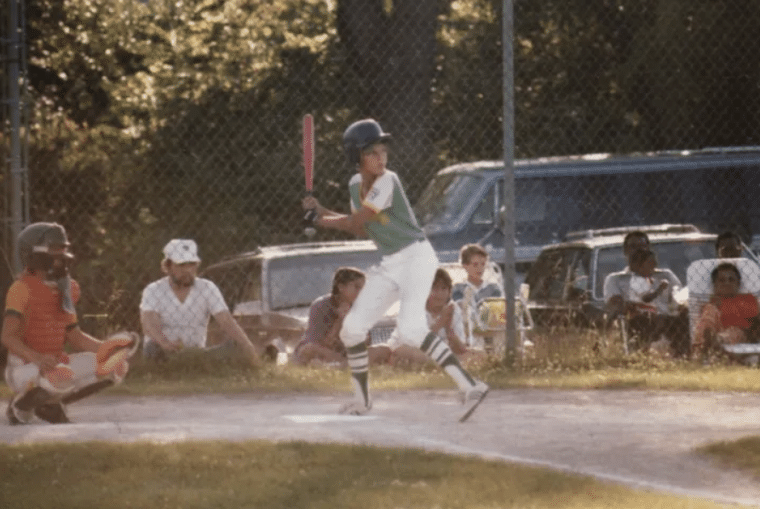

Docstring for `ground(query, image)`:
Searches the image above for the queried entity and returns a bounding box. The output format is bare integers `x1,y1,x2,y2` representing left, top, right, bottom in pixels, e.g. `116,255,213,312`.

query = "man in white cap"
140,239,259,365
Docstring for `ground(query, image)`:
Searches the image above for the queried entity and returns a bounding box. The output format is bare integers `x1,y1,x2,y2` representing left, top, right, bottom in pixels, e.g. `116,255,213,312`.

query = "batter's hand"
302,196,320,211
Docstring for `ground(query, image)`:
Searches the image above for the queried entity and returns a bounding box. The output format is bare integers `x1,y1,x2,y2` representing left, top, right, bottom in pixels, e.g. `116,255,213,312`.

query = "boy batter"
302,118,488,421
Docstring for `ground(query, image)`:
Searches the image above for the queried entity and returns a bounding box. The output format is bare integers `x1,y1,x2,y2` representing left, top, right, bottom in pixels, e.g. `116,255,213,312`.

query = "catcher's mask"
342,119,391,166
18,222,74,281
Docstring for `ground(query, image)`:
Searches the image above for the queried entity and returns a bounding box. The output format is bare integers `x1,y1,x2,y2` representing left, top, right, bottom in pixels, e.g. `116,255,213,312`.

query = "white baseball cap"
163,239,201,264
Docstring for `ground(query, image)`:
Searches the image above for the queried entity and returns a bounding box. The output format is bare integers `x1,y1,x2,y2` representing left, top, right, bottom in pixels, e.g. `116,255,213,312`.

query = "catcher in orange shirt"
2,222,136,424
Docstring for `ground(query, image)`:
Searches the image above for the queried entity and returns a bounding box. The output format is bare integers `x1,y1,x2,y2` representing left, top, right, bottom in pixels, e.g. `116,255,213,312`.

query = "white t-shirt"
603,267,632,303
140,276,228,348
627,269,681,315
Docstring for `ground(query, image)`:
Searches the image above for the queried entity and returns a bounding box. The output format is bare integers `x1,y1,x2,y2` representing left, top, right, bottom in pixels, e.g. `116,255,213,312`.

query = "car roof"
537,230,717,252
204,240,379,269
435,147,760,178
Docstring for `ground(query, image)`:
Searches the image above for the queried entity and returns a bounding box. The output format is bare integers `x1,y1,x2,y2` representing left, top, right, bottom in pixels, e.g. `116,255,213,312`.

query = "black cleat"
6,401,22,425
34,402,70,424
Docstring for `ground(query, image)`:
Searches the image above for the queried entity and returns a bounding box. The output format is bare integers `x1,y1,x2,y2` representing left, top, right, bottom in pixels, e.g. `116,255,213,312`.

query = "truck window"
515,179,547,223
415,173,485,226
472,184,496,224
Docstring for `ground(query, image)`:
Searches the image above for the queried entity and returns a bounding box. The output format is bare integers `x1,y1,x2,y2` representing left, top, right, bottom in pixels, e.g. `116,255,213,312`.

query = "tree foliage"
5,0,760,330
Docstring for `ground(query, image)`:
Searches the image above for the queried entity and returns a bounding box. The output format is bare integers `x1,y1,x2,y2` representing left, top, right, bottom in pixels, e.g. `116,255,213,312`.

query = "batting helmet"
18,222,72,271
342,119,391,165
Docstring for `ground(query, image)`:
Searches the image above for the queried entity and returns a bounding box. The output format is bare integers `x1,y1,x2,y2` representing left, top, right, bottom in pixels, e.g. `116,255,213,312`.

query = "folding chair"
686,258,760,364
474,283,535,356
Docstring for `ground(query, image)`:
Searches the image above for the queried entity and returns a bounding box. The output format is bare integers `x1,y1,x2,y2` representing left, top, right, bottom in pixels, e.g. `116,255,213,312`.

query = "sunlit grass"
0,441,740,509
2,326,760,399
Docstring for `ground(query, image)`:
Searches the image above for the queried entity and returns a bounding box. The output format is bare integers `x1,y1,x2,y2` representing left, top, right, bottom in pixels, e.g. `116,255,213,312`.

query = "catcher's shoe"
15,387,56,412
34,402,70,424
6,389,48,425
6,399,29,425
459,380,489,423
339,399,372,416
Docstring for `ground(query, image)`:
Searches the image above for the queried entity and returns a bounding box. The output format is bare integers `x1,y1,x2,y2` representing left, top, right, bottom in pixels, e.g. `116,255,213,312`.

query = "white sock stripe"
435,347,452,364
348,357,369,371
425,338,453,364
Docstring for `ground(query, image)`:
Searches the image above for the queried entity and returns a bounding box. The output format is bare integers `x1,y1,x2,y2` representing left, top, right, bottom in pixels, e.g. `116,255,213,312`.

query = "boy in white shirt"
451,244,503,351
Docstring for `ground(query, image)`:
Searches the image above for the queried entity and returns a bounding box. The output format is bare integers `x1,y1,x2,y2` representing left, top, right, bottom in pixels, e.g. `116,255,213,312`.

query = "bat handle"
304,192,317,238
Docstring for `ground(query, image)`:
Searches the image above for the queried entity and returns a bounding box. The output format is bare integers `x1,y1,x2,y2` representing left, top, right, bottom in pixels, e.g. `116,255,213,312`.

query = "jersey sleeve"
5,280,29,316
362,173,394,213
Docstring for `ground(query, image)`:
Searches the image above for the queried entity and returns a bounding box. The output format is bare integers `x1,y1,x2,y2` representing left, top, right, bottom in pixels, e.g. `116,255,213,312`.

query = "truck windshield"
414,173,484,226
268,250,383,310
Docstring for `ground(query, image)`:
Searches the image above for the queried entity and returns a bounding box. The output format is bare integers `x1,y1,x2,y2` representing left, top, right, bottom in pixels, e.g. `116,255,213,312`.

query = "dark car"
523,224,760,327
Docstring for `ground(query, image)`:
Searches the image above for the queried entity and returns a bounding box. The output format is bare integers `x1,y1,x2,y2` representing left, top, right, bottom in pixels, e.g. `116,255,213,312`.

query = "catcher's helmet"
18,222,72,273
342,119,391,165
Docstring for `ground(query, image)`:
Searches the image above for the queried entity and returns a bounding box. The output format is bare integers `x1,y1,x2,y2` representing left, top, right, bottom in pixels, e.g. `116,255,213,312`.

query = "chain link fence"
3,0,760,357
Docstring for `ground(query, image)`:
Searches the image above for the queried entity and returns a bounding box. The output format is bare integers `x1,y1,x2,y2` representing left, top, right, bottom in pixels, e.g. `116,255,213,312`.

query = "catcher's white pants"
341,240,438,348
5,352,101,397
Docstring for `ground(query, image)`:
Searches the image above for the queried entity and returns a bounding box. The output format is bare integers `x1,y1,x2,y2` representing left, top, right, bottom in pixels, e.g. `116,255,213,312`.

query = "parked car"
201,240,388,353
523,224,760,327
415,148,760,277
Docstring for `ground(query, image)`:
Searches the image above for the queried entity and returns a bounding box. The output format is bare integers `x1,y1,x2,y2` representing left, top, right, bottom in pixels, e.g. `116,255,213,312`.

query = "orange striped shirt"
5,273,80,356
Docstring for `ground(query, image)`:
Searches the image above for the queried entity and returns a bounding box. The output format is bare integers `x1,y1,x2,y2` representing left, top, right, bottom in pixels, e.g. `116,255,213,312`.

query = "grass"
698,437,760,480
1,326,759,507
69,326,760,397
0,441,743,509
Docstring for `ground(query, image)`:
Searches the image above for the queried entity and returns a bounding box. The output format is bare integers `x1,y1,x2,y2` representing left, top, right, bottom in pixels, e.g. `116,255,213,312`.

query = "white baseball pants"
341,240,438,348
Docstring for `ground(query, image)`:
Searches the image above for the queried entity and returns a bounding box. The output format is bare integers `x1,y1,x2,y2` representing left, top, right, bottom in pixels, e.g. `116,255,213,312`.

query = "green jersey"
349,170,426,255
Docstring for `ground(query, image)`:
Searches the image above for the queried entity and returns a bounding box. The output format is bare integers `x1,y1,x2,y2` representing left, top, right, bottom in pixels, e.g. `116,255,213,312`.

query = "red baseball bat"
303,113,314,195
303,114,316,237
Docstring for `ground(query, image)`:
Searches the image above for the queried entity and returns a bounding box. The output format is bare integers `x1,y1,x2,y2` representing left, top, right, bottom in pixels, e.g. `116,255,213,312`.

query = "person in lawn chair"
692,262,760,361
626,248,689,357
2,222,137,424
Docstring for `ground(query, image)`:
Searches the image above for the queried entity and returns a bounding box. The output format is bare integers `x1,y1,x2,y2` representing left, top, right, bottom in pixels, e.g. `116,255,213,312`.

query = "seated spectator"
715,231,743,258
626,248,689,356
451,244,504,351
292,267,365,367
603,231,650,319
140,239,259,365
693,262,760,359
371,268,485,367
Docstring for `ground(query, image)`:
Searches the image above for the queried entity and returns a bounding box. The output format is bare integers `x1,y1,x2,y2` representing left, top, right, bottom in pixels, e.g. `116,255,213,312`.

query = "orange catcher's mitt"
96,332,139,376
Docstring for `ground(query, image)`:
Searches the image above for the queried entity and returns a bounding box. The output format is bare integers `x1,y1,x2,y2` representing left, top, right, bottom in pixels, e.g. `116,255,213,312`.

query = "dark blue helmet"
342,119,391,165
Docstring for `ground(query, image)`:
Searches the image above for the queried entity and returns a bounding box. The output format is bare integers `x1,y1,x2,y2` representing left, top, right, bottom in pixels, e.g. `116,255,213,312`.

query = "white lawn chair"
686,258,760,363
475,283,535,356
